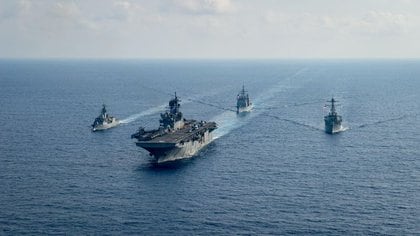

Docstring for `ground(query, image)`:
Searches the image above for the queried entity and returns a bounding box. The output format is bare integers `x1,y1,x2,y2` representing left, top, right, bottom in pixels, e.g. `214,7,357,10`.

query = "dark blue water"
1,59,419,234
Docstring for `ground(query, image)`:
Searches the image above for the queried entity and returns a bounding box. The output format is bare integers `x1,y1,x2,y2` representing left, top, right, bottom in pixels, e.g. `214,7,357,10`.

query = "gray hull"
92,119,120,131
325,123,342,134
136,130,214,163
324,98,342,134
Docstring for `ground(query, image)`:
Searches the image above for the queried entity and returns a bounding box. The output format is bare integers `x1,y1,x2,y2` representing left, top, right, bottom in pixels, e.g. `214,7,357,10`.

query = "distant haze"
1,0,420,58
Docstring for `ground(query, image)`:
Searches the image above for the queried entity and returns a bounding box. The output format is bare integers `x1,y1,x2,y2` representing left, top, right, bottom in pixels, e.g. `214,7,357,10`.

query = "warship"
236,85,253,114
91,104,120,131
324,97,343,134
131,93,217,163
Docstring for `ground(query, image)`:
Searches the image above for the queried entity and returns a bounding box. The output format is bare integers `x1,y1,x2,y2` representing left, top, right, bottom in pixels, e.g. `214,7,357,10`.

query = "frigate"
236,85,253,114
91,104,120,131
324,97,343,134
131,93,217,163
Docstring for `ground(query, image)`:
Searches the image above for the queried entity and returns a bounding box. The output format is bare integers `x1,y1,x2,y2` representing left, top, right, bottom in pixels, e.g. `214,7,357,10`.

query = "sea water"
0,59,419,234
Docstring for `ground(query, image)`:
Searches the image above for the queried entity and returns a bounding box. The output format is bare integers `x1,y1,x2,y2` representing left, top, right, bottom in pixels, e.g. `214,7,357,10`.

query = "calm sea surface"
0,59,419,234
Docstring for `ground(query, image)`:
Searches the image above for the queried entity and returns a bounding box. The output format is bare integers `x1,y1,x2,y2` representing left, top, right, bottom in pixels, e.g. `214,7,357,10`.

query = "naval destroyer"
91,104,120,131
324,97,343,134
236,85,253,114
131,93,217,163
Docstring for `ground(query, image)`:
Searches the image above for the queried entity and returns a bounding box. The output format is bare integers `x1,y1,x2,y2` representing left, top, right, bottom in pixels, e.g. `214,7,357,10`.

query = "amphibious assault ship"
324,97,343,134
91,104,120,131
236,85,253,114
131,93,217,163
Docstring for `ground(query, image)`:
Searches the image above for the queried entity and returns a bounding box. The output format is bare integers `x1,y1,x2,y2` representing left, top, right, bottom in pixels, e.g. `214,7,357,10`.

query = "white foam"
212,110,255,139
339,126,350,132
212,68,307,139
120,105,166,124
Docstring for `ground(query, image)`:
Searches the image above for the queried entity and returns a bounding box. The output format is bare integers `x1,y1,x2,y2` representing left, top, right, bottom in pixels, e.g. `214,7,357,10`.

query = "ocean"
0,59,419,234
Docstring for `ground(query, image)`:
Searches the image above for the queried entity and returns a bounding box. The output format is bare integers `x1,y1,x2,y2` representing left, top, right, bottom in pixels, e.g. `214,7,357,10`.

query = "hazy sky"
1,0,420,58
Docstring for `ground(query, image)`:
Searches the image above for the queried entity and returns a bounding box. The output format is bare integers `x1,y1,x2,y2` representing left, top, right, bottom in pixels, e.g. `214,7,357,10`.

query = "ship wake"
337,126,350,132
212,68,307,139
269,116,325,132
212,110,256,139
355,114,415,129
120,105,166,124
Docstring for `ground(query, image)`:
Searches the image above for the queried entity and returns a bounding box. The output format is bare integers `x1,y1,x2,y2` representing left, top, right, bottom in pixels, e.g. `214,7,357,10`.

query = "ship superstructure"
324,97,343,134
92,104,120,131
236,85,253,114
131,93,217,163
